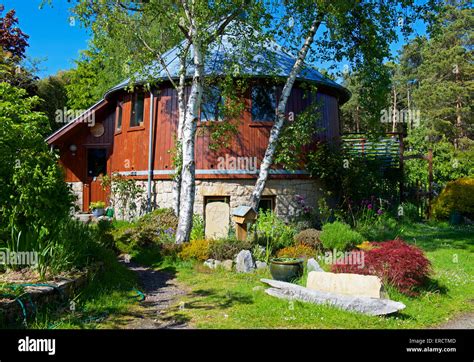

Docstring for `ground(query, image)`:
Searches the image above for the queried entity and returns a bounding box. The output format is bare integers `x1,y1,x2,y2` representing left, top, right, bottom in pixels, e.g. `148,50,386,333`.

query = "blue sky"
3,0,427,79
3,0,90,77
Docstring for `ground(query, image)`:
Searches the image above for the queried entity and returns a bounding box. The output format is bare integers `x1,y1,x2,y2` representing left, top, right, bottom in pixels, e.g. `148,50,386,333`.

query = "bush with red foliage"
331,240,431,295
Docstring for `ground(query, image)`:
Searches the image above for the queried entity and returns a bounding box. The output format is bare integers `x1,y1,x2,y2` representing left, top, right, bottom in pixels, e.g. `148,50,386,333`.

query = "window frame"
257,196,276,213
129,92,145,129
251,84,278,123
115,100,123,133
200,85,225,122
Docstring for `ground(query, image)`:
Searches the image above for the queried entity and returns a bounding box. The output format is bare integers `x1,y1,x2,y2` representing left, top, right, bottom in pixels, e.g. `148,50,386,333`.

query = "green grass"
6,221,470,329
161,222,474,329
27,251,140,329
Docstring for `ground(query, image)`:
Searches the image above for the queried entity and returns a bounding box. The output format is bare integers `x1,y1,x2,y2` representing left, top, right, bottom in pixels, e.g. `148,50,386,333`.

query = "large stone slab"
205,201,230,239
260,279,405,316
307,271,385,299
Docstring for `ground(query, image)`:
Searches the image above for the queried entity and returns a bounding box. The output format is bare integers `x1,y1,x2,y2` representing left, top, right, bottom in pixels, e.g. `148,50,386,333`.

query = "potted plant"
90,201,106,217
269,257,304,282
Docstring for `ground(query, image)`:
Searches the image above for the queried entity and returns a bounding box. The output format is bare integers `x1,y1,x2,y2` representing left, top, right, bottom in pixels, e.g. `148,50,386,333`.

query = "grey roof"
104,28,350,102
232,205,255,217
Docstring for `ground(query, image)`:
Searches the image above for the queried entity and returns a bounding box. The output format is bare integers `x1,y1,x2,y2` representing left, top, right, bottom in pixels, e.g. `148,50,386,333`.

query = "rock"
222,259,233,271
235,250,255,273
306,271,385,299
255,261,267,269
307,258,324,272
214,260,222,269
204,259,216,269
260,278,405,316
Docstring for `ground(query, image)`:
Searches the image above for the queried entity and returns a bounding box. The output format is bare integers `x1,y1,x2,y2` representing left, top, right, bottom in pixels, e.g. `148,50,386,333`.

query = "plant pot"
92,208,105,217
269,258,304,282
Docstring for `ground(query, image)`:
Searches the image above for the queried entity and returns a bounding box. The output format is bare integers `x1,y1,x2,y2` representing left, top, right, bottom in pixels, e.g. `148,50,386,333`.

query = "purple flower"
377,209,383,215
164,227,175,235
367,204,373,210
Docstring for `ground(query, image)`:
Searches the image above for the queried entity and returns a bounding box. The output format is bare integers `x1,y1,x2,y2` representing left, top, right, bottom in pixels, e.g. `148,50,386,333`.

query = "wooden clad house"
46,34,350,223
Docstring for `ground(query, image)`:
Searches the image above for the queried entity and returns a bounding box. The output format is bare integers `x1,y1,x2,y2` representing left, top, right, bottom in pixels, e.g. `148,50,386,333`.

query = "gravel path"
115,258,189,329
436,312,474,329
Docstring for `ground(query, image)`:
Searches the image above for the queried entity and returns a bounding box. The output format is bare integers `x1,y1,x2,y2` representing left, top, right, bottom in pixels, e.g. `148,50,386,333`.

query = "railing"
342,133,402,168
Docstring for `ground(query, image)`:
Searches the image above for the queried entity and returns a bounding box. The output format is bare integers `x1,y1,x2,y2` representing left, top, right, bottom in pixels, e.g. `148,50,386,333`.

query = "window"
200,86,224,122
251,85,277,122
87,148,107,178
116,101,123,131
257,196,275,213
130,92,144,127
204,196,230,205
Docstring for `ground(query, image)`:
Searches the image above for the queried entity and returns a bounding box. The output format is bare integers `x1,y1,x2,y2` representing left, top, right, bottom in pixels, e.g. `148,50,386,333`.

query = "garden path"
114,258,189,329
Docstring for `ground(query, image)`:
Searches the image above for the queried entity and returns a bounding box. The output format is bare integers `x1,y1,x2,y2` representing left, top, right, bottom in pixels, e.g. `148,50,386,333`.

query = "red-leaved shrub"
331,240,431,295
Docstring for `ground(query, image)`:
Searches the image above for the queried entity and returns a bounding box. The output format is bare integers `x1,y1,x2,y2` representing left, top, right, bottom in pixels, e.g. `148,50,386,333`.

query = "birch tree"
250,0,437,210
71,0,263,243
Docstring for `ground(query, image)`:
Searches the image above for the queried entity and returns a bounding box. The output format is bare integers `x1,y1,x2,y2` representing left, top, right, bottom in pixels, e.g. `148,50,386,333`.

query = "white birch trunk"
250,17,322,211
172,58,187,216
175,40,204,243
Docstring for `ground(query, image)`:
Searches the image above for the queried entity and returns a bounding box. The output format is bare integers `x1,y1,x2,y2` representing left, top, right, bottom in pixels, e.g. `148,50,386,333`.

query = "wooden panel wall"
74,82,342,181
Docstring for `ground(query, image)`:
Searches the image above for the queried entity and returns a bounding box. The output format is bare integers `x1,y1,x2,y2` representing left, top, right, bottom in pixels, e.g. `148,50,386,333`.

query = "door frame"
83,146,110,212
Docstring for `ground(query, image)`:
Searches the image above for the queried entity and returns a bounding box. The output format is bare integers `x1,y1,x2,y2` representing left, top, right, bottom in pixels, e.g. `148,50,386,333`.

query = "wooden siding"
55,82,341,183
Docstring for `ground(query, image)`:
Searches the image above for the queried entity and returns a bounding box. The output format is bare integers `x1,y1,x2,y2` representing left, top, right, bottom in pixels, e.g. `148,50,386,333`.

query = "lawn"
23,222,473,329
162,222,474,329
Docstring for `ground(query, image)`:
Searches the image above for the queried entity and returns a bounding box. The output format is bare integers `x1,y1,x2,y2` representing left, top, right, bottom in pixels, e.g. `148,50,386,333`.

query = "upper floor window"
116,101,123,131
251,85,277,122
130,92,144,127
200,85,224,122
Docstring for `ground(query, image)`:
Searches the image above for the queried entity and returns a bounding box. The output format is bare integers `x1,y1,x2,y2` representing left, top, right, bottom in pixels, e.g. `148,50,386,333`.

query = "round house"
46,35,350,225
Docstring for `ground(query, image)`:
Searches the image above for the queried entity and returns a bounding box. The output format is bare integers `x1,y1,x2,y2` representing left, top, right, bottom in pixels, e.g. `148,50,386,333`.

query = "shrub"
138,208,178,231
209,238,252,260
294,228,321,249
320,221,364,251
332,240,431,295
117,208,178,248
190,214,205,241
432,177,474,220
251,210,296,250
178,239,211,261
276,244,317,259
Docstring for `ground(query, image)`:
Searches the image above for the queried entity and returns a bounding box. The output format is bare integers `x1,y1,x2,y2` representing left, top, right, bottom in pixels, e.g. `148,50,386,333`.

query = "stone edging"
0,263,102,327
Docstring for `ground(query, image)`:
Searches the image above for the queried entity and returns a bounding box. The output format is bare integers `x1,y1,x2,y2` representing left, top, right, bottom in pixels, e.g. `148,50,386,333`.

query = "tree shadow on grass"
401,224,474,252
180,288,254,311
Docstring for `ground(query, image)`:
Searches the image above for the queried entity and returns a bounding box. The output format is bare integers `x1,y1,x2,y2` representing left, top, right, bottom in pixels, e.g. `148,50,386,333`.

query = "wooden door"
83,148,109,211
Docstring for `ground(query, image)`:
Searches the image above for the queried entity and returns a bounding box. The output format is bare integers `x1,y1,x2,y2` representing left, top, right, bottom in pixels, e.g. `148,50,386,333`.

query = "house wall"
110,178,322,222
107,82,341,179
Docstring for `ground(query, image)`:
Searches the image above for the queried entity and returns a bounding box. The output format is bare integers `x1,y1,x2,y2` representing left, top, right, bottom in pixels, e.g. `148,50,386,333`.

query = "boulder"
204,259,216,269
255,261,267,270
235,250,255,273
307,258,324,272
306,271,385,299
222,259,233,271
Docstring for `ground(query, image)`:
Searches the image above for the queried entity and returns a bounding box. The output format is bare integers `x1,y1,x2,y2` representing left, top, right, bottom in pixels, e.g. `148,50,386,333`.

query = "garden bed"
0,263,103,327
